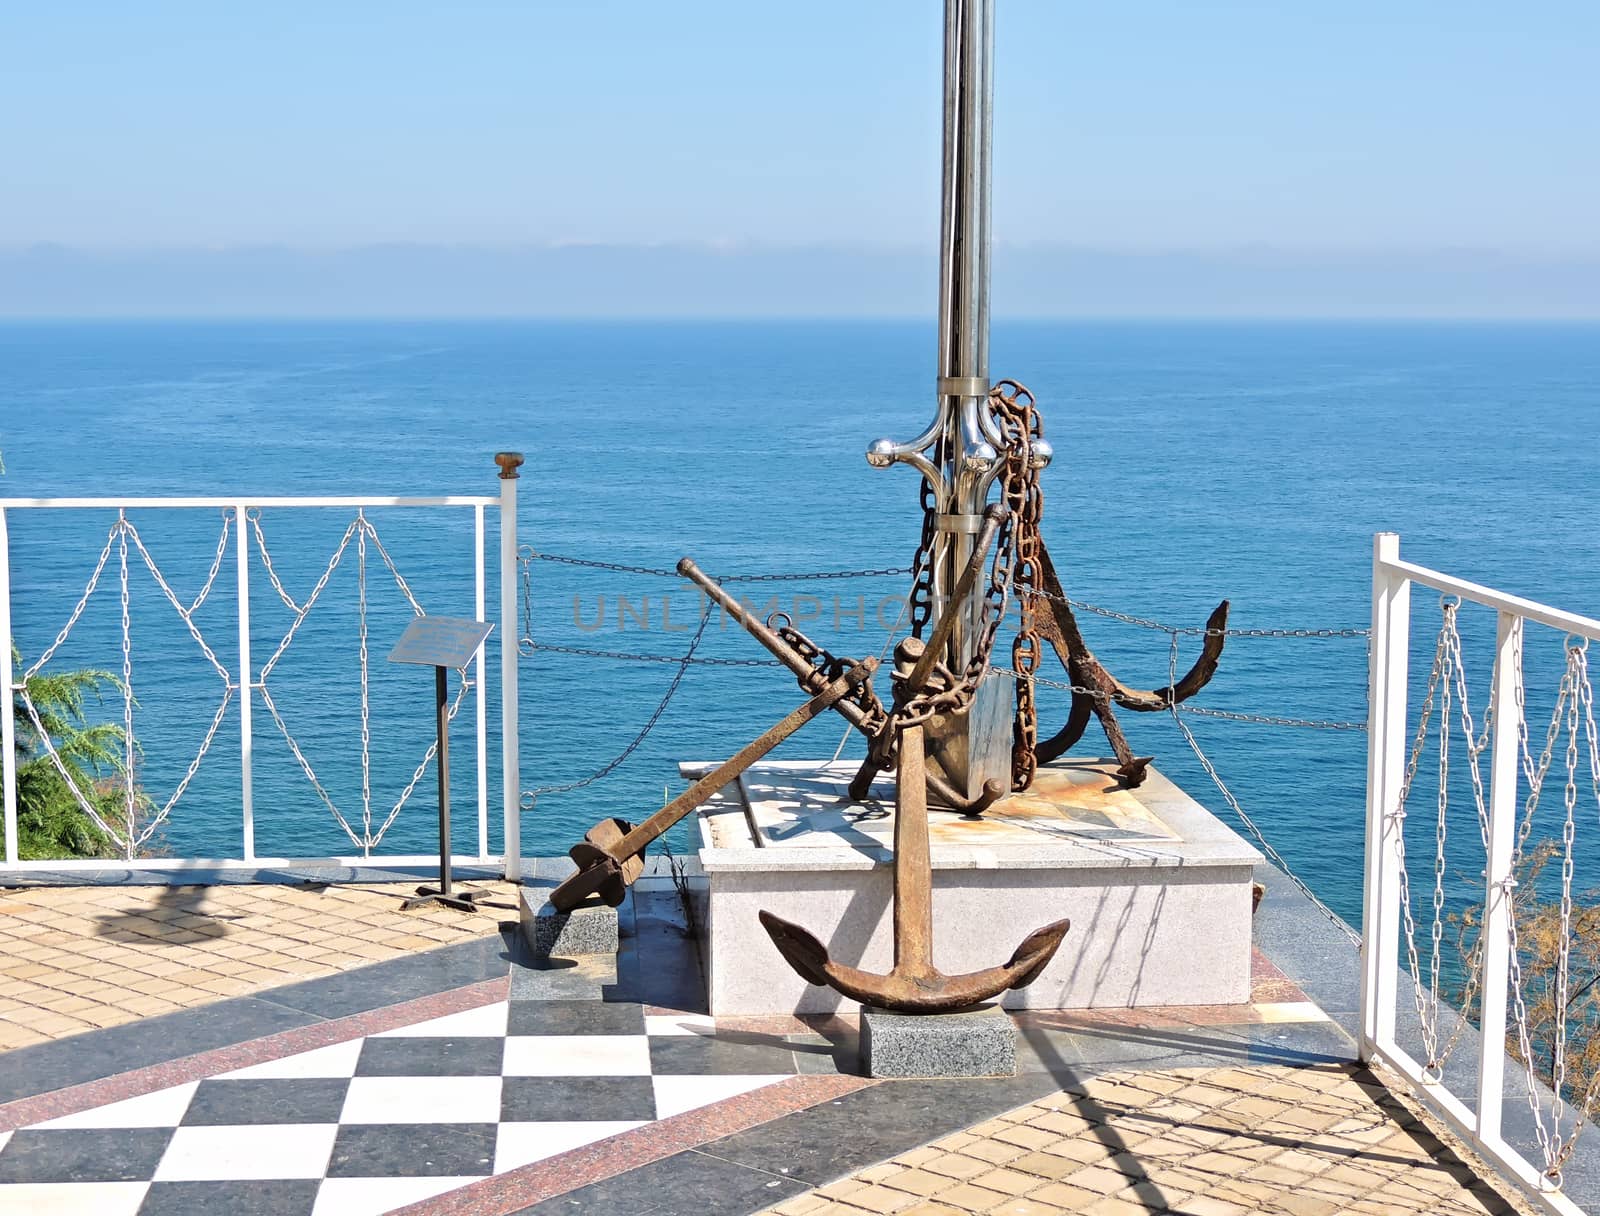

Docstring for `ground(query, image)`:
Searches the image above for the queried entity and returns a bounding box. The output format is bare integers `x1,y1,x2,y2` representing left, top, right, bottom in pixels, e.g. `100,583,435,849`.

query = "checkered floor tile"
0,1000,795,1216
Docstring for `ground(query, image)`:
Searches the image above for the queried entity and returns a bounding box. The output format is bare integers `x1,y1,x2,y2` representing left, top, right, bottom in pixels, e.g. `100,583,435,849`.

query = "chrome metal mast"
867,0,1048,804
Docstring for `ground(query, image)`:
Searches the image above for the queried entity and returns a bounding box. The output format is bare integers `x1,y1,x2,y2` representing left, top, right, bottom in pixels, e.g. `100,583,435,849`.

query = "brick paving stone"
1084,1196,1152,1216
1025,1181,1101,1207
969,1168,1034,1197
1006,1152,1080,1181
932,1182,1009,1211
962,1138,1027,1165
923,1155,992,1182
843,1185,918,1214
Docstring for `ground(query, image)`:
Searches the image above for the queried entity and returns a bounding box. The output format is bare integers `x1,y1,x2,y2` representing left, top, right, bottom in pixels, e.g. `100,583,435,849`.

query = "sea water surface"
1,320,1597,926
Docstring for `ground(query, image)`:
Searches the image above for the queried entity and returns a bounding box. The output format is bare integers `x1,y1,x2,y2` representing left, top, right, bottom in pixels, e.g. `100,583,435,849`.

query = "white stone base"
689,759,1262,1016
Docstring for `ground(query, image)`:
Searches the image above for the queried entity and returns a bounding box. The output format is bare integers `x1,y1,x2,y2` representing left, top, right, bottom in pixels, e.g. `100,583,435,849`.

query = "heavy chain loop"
774,621,891,739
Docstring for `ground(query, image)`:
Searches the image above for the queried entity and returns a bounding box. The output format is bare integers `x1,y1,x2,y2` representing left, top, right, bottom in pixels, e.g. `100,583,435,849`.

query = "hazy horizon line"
5,242,1596,321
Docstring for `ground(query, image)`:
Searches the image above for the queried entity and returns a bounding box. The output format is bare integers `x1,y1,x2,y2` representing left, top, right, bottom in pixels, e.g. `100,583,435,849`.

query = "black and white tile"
0,999,798,1216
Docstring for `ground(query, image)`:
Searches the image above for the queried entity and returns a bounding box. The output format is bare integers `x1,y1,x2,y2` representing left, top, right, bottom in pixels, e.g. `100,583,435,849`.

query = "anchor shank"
893,723,935,978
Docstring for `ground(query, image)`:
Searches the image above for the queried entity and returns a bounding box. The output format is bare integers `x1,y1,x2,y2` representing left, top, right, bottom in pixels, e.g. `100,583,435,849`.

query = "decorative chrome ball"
866,438,898,468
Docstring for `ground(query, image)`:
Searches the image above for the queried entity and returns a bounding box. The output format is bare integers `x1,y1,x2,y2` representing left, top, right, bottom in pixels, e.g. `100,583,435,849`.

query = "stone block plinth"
860,1004,1015,1078
519,889,618,959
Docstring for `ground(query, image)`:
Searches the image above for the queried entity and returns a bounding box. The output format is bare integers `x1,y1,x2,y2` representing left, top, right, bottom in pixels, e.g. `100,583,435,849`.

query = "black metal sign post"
387,616,495,913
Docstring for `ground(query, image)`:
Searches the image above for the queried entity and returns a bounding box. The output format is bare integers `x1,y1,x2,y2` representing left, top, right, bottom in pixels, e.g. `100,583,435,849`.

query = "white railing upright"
0,506,17,865
1362,530,1600,1216
496,452,524,882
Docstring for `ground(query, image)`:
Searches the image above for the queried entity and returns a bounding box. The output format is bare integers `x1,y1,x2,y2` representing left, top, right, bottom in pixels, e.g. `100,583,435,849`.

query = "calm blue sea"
2,320,1597,926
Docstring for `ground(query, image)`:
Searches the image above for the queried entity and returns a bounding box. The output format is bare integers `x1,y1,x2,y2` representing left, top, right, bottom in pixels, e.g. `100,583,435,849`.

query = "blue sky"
4,0,1596,254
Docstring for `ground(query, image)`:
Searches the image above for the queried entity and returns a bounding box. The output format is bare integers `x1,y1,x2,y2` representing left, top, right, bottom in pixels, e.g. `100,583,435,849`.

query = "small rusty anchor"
760,718,1069,1012
1030,541,1228,787
547,659,877,912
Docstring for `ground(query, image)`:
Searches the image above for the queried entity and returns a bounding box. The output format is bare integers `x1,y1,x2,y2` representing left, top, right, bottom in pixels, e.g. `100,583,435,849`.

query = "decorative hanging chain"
249,509,461,855
1390,600,1453,1075
15,511,237,856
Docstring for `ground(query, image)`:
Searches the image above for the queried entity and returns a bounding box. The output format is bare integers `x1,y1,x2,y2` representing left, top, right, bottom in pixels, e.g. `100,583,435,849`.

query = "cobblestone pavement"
0,880,514,1050
761,1064,1533,1216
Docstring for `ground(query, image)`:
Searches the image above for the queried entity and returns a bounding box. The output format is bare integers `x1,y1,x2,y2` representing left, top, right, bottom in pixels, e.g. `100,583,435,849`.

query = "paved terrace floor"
0,866,1550,1216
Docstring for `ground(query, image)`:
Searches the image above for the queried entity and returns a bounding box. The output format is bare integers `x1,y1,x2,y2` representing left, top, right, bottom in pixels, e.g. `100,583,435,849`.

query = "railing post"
0,507,18,864
474,503,489,859
1477,609,1522,1144
234,505,256,862
1361,531,1408,1060
496,453,525,882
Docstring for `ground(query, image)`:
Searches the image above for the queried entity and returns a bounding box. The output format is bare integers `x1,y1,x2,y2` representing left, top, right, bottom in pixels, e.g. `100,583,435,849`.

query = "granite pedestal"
860,1005,1016,1078
689,759,1262,1015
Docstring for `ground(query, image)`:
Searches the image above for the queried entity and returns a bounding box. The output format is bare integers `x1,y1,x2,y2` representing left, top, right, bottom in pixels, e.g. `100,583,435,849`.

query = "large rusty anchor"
760,717,1069,1012
1030,540,1229,788
547,659,876,912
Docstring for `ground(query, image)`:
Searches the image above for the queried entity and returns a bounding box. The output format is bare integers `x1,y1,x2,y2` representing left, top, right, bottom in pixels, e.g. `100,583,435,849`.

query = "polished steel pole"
935,0,995,656
866,0,1012,805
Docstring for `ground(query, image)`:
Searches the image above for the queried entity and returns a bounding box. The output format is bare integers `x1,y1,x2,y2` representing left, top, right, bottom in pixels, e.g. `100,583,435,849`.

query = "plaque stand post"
388,616,497,913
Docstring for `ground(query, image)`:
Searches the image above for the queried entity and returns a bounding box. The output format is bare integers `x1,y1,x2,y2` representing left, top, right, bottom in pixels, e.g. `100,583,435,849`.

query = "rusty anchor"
759,715,1069,1012
547,658,877,913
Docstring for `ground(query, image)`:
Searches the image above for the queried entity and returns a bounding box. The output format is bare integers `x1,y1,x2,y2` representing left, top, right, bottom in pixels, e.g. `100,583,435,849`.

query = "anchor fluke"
1004,919,1073,990
759,911,1070,1013
758,911,832,988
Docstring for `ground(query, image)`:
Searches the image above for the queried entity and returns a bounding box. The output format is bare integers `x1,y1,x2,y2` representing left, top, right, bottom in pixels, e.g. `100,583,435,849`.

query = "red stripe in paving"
392,1072,877,1216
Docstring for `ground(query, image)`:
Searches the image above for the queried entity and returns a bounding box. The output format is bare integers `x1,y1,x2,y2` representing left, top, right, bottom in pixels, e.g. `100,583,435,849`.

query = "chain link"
519,638,781,667
1017,584,1365,639
1162,632,1361,945
523,605,713,800
1175,705,1367,731
518,547,908,584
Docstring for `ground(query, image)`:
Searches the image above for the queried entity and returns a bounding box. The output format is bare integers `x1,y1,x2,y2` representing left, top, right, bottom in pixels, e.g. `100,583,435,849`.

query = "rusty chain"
992,379,1044,788
774,619,891,738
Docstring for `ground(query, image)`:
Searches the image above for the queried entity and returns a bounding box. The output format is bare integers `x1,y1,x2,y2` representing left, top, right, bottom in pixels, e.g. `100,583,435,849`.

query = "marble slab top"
684,759,1264,874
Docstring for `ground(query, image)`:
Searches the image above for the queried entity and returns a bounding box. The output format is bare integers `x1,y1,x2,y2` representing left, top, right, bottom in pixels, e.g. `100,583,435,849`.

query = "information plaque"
387,616,494,671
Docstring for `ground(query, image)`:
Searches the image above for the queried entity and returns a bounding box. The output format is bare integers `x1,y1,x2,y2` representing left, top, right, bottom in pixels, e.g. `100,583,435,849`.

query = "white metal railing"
1362,531,1600,1215
0,455,524,879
